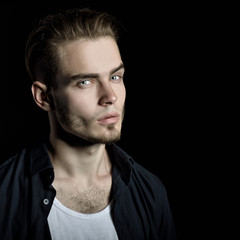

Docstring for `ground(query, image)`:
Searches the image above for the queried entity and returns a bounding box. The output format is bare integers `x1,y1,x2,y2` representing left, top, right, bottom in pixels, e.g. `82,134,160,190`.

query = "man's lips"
97,112,120,125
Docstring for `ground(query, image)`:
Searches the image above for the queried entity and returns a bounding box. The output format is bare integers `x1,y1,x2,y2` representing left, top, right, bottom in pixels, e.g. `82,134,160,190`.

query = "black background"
0,2,228,240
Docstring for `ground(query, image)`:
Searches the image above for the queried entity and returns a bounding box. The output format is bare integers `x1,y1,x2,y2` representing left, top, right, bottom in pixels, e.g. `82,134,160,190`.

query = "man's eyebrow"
109,63,125,75
70,63,125,81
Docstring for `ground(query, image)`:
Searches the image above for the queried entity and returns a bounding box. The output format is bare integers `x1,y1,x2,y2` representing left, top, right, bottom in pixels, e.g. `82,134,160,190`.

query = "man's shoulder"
0,147,28,170
131,161,165,189
0,140,47,174
110,143,165,191
0,147,30,192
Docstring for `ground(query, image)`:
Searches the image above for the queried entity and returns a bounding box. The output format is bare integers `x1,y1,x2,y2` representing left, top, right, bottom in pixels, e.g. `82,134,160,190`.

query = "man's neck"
47,136,112,183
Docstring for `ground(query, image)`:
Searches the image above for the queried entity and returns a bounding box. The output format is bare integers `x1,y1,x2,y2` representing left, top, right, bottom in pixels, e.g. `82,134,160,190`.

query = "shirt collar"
29,141,133,185
29,141,53,176
107,143,133,185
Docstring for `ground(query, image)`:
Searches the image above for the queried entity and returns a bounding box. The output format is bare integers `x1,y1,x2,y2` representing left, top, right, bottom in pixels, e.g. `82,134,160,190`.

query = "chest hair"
54,182,112,214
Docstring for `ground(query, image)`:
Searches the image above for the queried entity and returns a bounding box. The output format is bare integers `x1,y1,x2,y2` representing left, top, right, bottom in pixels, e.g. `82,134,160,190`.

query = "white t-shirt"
48,198,119,240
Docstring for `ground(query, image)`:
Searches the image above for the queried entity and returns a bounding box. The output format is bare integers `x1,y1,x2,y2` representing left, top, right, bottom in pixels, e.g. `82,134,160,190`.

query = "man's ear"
31,81,53,111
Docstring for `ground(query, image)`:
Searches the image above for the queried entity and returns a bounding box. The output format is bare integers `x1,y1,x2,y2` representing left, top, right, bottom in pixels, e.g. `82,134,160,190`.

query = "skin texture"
31,36,126,213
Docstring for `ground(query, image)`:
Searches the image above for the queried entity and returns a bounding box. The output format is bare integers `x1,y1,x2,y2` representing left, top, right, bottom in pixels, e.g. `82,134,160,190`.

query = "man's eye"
110,75,121,81
78,80,91,86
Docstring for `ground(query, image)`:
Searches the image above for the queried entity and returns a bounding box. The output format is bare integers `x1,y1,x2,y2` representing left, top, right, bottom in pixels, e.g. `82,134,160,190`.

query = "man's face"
50,37,126,144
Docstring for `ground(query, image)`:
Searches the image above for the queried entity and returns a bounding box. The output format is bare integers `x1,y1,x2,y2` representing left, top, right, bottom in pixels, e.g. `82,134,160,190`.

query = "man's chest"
53,182,112,214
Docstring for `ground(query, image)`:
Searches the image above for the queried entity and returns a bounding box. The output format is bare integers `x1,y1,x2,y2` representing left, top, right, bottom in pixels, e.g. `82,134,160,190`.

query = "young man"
0,8,177,240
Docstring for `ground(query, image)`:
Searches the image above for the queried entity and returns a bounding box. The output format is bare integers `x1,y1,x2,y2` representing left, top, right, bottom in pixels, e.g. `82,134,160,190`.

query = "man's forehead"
58,37,122,77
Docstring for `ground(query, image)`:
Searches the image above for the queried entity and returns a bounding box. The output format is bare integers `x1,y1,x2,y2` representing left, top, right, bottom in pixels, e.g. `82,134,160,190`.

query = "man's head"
25,8,122,88
27,8,126,144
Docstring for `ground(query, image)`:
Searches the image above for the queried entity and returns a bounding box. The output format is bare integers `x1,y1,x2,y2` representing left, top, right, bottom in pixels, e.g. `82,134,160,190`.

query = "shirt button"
43,199,50,205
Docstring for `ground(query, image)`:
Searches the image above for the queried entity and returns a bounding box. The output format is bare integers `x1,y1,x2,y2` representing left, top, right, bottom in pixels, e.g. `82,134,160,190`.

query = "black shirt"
0,141,177,240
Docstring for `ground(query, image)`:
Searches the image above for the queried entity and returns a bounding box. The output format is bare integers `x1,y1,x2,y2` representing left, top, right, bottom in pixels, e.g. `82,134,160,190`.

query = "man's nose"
98,82,118,106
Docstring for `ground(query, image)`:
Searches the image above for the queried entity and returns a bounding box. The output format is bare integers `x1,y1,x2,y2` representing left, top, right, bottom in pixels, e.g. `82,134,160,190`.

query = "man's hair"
25,8,122,87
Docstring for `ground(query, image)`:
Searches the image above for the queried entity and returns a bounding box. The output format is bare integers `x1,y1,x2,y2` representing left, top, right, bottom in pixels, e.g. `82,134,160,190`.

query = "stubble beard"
54,102,124,145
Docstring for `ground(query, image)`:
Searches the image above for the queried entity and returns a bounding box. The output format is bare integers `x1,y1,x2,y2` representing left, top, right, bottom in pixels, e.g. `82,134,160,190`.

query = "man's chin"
90,132,121,144
90,127,121,144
